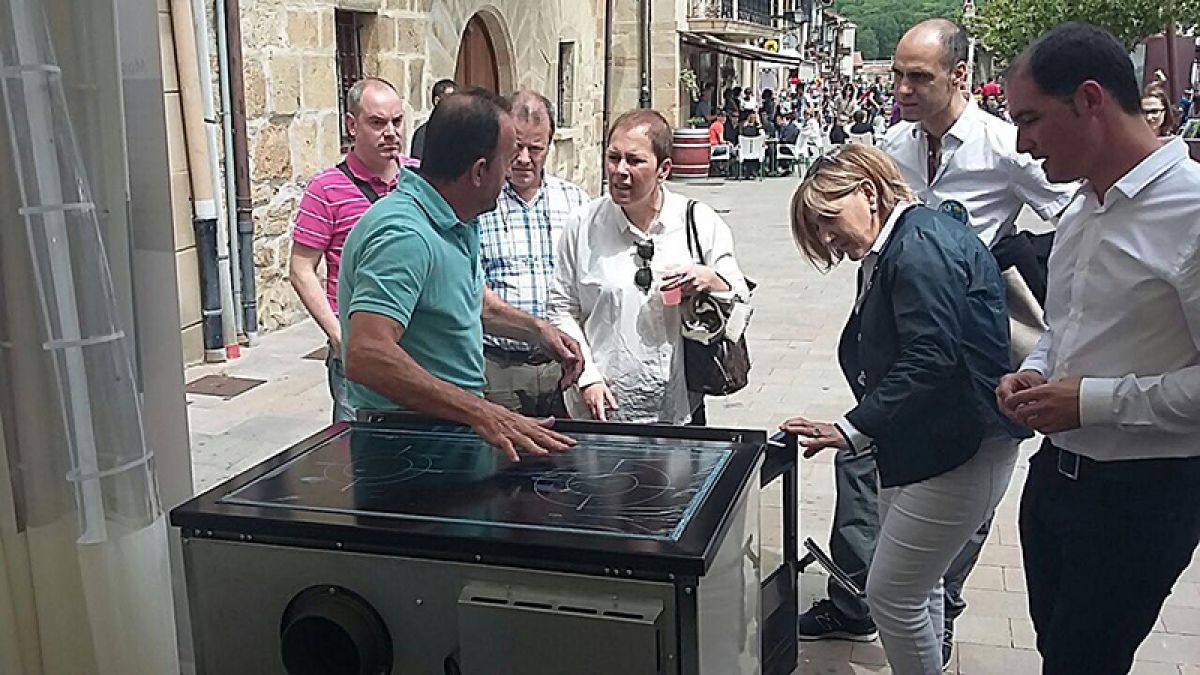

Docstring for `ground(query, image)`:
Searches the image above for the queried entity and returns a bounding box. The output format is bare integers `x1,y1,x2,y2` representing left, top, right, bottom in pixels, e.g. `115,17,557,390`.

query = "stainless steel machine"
171,415,801,674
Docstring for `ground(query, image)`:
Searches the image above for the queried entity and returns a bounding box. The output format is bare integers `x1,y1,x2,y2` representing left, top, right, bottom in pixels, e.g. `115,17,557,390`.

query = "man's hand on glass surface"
468,401,576,462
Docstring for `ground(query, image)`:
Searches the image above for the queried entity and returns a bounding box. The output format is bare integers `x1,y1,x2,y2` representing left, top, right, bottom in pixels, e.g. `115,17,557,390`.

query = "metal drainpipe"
602,0,613,191
184,0,240,358
170,0,232,361
224,0,258,343
214,0,244,345
639,0,652,108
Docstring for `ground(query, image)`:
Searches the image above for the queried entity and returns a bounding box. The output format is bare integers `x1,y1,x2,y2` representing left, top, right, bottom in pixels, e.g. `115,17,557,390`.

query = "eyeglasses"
1144,108,1166,116
634,239,654,293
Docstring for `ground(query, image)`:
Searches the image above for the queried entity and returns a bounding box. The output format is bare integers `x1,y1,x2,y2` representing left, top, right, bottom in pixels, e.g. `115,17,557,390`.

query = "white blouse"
549,186,749,424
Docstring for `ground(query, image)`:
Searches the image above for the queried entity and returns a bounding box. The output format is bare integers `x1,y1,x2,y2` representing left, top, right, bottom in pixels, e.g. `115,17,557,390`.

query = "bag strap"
336,161,382,204
685,199,706,266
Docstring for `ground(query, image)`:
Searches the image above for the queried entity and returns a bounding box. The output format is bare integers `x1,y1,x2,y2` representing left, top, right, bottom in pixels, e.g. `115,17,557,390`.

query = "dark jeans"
1020,441,1200,675
326,346,355,423
828,447,880,620
687,398,707,426
828,446,994,623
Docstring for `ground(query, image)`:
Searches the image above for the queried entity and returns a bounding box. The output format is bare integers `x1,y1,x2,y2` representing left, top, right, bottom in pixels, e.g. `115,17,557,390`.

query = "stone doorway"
454,13,499,93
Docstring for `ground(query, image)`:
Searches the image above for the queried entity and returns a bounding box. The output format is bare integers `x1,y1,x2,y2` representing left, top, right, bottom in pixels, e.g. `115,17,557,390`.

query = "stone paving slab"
183,177,1199,673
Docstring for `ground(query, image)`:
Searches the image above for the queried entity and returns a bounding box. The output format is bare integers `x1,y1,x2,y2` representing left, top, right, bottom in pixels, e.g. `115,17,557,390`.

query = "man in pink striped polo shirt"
289,77,416,422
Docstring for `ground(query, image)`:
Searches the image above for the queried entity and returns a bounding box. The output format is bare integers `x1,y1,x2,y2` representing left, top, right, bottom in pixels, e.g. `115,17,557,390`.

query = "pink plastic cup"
661,285,683,306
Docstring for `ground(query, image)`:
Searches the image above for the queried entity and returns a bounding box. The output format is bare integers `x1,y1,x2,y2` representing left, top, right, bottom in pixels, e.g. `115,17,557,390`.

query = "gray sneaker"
798,599,878,642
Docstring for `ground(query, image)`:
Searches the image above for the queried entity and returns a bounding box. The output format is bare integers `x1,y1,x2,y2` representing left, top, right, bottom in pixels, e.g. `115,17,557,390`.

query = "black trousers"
1020,441,1200,675
687,398,707,426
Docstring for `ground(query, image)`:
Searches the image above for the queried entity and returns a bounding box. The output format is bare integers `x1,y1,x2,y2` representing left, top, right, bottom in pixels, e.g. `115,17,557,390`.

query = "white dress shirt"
1021,138,1200,461
880,100,1075,246
549,186,748,424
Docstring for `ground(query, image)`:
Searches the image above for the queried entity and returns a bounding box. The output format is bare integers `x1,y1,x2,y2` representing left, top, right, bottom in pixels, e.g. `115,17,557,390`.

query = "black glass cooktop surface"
220,426,732,541
172,417,766,575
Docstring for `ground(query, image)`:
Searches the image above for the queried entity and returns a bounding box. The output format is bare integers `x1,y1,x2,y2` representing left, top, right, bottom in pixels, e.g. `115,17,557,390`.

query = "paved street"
183,177,1200,674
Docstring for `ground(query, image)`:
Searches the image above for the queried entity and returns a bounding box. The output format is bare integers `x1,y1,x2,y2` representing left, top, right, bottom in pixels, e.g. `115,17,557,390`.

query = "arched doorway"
454,14,499,93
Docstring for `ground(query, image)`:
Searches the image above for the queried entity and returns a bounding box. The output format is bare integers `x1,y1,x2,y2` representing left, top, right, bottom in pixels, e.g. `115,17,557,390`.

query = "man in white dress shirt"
881,20,1075,249
883,20,1078,656
999,23,1200,674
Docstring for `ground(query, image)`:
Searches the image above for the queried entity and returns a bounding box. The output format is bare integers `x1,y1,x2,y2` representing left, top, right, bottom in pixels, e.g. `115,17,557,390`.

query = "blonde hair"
789,144,913,270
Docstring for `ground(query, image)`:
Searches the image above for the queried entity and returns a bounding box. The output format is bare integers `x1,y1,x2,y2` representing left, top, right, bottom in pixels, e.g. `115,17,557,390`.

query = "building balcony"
687,0,778,40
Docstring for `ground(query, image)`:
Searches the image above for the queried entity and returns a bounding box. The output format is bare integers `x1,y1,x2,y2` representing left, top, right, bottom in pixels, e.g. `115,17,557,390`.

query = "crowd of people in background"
694,61,1200,181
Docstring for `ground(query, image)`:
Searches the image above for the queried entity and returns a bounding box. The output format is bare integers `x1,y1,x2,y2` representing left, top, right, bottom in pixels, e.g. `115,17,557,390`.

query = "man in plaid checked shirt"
476,90,591,417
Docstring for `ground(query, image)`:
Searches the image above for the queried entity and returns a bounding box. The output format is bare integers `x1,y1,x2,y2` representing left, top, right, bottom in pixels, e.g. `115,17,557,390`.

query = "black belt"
1041,439,1200,483
484,345,553,366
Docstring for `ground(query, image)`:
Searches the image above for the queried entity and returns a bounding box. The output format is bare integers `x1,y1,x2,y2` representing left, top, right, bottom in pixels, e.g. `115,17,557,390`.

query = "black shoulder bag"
682,200,752,396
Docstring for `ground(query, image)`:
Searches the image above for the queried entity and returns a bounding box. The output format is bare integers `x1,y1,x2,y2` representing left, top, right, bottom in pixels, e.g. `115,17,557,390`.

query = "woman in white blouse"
550,109,749,424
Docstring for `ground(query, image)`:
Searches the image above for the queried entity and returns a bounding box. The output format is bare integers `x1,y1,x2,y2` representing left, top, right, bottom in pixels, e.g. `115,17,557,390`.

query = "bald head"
898,19,968,73
346,77,398,115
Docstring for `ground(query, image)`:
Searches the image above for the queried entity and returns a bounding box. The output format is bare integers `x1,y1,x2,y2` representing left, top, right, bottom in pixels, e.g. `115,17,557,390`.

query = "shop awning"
680,30,810,67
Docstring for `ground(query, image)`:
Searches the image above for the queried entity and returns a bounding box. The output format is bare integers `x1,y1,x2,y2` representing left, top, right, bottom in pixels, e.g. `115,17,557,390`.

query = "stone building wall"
224,0,608,339
237,0,425,332
609,0,684,125
427,0,606,193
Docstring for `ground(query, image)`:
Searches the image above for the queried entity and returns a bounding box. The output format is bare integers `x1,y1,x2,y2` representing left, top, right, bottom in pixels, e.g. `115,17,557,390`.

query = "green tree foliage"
856,26,881,59
969,0,1200,61
836,0,962,60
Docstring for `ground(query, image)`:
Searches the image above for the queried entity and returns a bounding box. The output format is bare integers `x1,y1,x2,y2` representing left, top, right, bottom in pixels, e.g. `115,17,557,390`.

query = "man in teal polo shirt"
339,89,583,461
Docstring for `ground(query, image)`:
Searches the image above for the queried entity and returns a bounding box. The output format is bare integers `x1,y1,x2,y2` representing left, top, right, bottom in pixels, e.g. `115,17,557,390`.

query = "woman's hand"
779,416,848,458
661,265,730,296
581,382,618,421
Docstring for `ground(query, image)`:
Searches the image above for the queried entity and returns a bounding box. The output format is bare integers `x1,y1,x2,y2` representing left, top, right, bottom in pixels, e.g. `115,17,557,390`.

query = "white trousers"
866,435,1019,675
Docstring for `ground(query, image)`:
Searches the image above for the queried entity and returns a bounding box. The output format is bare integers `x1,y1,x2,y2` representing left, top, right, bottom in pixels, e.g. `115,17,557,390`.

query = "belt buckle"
1057,449,1080,481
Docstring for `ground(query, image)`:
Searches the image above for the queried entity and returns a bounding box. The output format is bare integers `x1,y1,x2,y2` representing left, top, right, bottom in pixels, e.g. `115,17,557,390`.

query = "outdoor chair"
848,131,875,146
736,134,766,180
775,139,802,176
710,143,734,177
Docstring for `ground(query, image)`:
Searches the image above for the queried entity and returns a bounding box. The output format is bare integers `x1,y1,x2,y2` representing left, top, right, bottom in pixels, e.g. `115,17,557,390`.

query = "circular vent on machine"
280,585,393,675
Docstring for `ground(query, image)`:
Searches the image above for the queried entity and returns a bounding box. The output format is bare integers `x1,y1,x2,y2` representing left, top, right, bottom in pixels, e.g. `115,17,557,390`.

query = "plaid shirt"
477,175,591,352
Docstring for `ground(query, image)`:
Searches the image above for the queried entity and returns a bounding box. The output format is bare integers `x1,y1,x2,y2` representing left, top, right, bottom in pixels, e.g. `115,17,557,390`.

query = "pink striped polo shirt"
292,151,416,313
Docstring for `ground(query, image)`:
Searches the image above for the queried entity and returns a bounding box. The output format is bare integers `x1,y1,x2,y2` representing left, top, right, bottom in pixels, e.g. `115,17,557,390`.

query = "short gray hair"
346,77,398,115
508,90,556,140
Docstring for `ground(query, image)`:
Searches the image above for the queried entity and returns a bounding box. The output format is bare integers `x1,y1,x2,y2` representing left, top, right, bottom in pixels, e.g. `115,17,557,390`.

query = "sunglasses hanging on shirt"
634,239,655,293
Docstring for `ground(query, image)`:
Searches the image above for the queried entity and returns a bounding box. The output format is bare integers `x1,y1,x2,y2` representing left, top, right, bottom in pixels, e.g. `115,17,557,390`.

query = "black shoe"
942,619,955,671
798,599,878,642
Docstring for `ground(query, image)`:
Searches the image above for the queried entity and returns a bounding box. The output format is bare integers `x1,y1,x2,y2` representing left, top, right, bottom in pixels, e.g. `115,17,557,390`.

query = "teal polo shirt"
337,168,485,410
